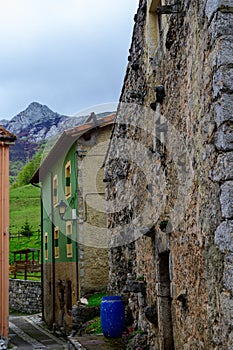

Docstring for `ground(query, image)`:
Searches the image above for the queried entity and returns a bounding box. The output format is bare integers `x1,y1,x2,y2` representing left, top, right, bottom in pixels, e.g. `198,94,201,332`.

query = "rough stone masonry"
105,0,233,349
9,279,42,314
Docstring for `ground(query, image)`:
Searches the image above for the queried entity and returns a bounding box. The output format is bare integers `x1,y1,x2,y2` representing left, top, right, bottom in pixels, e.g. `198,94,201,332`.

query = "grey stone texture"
105,0,233,349
9,279,42,314
220,181,233,218
223,253,233,293
205,0,233,21
215,220,233,253
214,94,233,127
72,305,99,333
210,12,233,40
210,152,233,181
213,67,233,98
214,122,233,151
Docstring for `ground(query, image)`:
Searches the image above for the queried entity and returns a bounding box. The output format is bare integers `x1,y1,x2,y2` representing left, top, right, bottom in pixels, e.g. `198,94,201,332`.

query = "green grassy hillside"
9,184,41,264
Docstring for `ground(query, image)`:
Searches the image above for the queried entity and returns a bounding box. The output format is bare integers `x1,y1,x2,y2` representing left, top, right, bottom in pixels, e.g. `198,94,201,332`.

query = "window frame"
65,161,71,198
54,226,59,258
44,232,48,260
66,221,73,258
53,175,58,206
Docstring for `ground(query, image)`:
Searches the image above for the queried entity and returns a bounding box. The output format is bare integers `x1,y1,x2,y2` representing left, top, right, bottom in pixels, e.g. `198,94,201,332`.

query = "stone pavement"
67,334,125,350
9,313,126,350
9,314,66,349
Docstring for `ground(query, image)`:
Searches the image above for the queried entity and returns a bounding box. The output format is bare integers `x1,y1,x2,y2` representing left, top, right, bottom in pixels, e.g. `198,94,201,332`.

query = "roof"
0,125,16,142
31,113,115,183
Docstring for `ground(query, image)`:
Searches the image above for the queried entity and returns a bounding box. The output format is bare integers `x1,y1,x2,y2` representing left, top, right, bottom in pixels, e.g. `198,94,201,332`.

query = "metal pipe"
31,181,44,321
50,172,56,324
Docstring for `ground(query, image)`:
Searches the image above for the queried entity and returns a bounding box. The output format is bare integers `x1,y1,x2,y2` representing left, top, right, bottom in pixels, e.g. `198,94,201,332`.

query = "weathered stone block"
210,12,233,40
220,291,233,327
205,0,233,21
223,253,233,292
220,181,233,218
214,122,233,151
72,304,99,332
213,67,233,98
214,94,233,127
210,151,233,181
211,36,233,69
215,220,233,252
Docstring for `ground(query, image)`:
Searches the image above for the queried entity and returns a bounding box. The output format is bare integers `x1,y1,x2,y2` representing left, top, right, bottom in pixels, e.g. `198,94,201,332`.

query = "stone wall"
105,0,233,349
77,124,113,296
9,279,42,314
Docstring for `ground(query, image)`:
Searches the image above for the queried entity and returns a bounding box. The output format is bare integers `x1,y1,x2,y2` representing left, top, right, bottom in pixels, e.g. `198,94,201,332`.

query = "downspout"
40,192,44,321
75,234,79,302
73,151,79,302
31,181,44,321
50,172,56,324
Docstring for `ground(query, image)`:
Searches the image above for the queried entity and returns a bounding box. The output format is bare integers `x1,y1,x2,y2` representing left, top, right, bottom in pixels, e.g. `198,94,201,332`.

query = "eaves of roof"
0,125,17,143
30,113,115,184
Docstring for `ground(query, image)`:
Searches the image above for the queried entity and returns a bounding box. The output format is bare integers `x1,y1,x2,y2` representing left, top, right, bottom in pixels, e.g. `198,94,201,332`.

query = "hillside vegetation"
9,184,41,264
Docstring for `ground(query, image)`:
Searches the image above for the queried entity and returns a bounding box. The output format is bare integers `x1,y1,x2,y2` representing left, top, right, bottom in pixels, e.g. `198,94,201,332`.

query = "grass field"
9,184,41,266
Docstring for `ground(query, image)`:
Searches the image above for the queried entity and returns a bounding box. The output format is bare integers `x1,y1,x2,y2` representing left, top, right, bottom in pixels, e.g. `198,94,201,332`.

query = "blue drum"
100,295,125,338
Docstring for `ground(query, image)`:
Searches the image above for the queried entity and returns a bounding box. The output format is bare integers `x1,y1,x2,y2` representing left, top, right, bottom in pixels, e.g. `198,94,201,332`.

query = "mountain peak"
28,101,44,109
21,102,56,120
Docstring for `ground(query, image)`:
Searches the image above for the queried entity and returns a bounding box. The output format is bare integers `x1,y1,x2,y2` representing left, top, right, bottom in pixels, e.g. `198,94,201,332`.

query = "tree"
21,219,32,237
14,152,42,187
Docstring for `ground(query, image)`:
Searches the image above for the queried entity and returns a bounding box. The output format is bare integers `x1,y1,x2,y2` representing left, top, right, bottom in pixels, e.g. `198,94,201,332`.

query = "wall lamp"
57,200,77,221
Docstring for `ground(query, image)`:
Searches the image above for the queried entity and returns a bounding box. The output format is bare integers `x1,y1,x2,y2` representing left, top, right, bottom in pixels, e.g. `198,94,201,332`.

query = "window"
147,0,161,57
53,175,58,206
45,232,48,260
65,161,71,198
66,221,72,258
149,0,170,58
147,0,171,62
54,226,59,258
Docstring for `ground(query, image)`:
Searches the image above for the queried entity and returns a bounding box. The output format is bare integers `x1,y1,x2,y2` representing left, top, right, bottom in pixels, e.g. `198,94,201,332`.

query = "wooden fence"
9,229,41,240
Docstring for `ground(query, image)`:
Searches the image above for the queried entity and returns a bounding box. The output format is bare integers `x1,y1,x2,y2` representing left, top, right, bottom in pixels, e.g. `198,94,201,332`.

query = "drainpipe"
75,236,79,302
75,153,79,303
31,181,44,321
40,192,44,321
50,172,56,324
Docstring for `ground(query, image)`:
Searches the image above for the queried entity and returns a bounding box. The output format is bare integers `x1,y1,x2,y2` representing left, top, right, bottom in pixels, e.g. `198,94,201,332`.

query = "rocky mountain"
0,102,114,176
1,102,87,143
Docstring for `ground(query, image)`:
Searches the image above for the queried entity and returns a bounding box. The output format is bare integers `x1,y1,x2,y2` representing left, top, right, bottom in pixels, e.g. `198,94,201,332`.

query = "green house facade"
31,113,115,332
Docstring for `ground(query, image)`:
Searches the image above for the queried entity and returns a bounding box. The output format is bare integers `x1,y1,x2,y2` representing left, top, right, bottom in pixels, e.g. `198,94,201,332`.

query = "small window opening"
66,221,73,258
148,0,162,56
45,232,48,260
54,226,59,258
65,161,71,198
53,175,58,206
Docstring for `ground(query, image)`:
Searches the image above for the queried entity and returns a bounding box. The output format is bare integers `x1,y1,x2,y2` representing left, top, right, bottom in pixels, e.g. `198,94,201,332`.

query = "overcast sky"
0,0,138,120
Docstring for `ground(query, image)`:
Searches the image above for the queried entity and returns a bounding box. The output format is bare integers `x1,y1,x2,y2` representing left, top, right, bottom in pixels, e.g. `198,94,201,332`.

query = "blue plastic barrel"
100,295,125,338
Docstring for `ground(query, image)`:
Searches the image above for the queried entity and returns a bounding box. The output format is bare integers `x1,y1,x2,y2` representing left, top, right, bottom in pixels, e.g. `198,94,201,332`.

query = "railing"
13,260,41,280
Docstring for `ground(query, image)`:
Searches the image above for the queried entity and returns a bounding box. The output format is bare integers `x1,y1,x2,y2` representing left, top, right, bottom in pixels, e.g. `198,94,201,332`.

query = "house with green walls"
31,113,115,332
